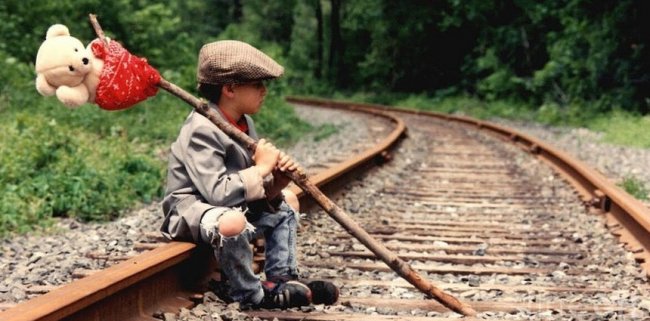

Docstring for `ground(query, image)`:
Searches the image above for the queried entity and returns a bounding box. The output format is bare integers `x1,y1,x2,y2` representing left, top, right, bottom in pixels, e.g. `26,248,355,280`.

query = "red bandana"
91,39,161,111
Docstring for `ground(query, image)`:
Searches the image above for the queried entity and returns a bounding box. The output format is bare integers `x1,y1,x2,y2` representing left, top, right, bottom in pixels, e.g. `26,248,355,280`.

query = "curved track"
1,98,649,321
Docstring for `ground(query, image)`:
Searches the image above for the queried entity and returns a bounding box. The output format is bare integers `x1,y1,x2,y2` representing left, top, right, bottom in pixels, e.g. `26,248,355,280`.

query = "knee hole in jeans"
218,210,247,237
282,190,300,212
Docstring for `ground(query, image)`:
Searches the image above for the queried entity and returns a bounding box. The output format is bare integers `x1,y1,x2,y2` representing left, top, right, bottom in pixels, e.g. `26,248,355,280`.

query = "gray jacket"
161,104,275,242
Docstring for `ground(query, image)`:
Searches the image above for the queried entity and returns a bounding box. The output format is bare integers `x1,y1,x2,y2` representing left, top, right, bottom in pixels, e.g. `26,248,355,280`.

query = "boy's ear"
222,84,236,98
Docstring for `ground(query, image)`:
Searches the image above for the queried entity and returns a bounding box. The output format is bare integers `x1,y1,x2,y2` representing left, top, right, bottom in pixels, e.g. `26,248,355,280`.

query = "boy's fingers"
280,158,294,171
276,153,289,166
281,162,299,172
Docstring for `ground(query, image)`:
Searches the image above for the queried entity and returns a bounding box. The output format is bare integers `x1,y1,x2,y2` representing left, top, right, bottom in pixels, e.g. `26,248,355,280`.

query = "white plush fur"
34,24,104,108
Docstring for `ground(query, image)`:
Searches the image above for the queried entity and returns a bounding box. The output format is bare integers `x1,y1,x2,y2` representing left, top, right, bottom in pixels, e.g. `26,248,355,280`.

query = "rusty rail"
0,242,199,321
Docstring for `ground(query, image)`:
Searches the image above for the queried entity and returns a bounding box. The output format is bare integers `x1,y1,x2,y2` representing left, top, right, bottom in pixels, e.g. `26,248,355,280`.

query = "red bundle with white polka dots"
91,40,161,111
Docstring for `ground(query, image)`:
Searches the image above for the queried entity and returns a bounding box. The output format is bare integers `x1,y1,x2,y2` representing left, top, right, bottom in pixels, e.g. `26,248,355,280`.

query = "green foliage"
452,0,648,113
294,0,648,113
241,0,296,51
286,1,324,92
0,109,165,235
618,176,649,200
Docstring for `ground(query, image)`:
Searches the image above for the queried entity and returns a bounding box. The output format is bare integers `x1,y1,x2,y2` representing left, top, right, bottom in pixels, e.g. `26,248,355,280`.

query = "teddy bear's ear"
46,24,70,39
35,74,56,96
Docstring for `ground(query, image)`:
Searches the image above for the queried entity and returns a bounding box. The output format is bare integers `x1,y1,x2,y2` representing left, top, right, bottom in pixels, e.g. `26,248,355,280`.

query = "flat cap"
197,40,284,85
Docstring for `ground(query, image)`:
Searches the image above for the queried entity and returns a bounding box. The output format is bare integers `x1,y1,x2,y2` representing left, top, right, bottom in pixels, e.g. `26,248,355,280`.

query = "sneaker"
256,280,312,309
305,280,339,305
267,276,339,306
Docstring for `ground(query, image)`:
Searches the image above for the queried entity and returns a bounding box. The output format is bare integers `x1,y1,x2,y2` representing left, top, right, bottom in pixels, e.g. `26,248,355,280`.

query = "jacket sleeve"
184,124,267,207
160,194,214,242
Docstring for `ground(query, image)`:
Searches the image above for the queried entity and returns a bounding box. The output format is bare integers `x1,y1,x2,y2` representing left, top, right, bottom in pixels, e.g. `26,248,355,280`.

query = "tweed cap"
197,40,284,85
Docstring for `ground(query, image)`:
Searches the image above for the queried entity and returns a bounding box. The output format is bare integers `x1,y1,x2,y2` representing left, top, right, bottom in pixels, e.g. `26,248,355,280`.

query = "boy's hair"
198,82,223,103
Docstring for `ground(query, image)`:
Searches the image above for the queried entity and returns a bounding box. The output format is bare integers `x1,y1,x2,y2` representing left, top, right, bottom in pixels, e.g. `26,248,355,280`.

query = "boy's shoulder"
176,111,221,141
177,110,257,144
183,110,218,130
184,110,256,131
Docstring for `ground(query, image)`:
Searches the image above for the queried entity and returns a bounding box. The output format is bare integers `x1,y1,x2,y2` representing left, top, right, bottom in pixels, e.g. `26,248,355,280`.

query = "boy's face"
232,81,267,115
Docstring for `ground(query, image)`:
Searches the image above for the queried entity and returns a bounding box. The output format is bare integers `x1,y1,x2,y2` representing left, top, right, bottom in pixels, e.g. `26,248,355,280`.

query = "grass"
618,176,649,200
589,112,650,148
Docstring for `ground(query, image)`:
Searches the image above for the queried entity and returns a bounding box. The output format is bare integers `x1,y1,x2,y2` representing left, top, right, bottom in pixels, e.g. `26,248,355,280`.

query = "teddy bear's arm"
56,84,90,108
35,74,57,96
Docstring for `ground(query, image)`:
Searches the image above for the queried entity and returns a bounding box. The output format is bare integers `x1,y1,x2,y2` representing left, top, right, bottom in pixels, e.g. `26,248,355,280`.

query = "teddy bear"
34,24,103,108
35,24,160,110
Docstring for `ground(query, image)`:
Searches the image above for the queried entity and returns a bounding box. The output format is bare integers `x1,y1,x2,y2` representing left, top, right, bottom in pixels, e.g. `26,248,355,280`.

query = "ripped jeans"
199,202,299,305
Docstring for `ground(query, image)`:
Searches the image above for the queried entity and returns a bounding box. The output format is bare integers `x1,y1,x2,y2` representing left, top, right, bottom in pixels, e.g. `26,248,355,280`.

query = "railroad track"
1,98,649,320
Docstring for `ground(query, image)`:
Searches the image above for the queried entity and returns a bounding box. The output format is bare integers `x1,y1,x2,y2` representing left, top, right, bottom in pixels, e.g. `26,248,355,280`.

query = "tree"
315,0,324,79
328,0,343,86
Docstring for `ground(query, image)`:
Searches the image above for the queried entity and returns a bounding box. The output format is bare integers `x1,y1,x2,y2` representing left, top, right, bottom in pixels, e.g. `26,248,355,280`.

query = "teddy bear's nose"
82,58,89,65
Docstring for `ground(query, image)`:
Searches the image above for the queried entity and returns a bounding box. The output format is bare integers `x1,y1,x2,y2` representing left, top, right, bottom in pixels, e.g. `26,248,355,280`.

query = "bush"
0,110,165,235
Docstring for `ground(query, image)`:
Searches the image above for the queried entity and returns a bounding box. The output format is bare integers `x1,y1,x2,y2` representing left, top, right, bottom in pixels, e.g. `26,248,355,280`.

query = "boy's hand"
271,152,302,191
253,138,280,176
276,151,299,173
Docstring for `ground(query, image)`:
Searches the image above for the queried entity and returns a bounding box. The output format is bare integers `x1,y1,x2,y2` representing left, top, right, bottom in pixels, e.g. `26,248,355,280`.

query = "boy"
160,40,337,309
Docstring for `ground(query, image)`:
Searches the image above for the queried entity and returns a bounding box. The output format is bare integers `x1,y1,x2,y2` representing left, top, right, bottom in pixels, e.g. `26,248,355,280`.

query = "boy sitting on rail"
160,40,337,309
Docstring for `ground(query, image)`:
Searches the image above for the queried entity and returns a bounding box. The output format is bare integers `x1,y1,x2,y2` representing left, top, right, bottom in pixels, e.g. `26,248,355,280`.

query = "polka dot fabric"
91,40,161,111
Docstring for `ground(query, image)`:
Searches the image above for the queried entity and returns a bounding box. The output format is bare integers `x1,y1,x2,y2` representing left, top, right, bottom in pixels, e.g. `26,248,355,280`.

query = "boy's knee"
282,190,300,212
218,210,247,237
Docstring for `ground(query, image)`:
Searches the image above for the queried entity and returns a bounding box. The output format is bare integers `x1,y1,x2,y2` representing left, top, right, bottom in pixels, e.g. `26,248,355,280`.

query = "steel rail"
288,96,650,276
0,101,406,321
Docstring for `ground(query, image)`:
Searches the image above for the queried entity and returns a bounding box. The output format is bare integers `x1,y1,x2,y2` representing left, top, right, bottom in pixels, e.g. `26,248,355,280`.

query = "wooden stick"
88,14,476,316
